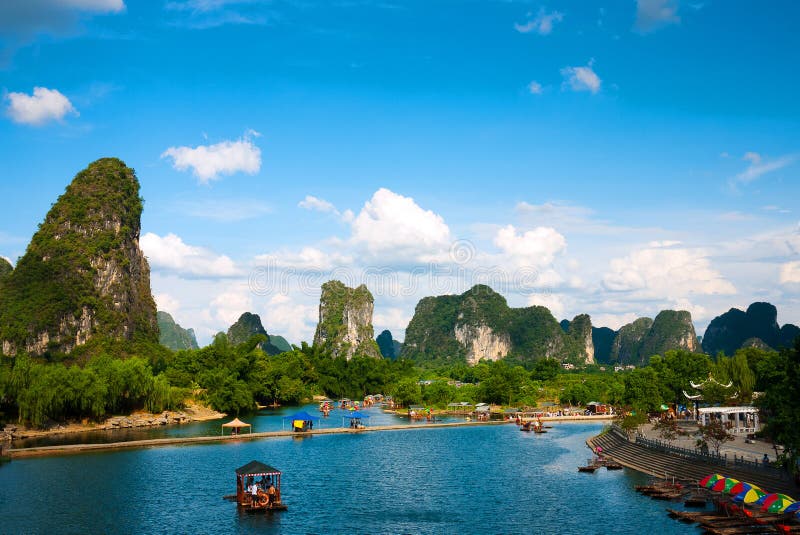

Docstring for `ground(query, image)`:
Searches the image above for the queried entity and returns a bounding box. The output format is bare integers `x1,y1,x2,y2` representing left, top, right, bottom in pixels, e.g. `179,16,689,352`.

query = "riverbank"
3,402,225,442
8,420,510,459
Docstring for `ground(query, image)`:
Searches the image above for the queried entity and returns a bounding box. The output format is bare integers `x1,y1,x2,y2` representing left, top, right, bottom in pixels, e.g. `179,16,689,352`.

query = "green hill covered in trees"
0,158,158,357
157,311,199,351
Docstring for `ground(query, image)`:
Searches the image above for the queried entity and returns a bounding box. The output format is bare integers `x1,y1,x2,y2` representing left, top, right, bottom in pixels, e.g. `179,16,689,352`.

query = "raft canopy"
236,460,281,477
221,418,252,435
282,411,321,421
344,411,370,419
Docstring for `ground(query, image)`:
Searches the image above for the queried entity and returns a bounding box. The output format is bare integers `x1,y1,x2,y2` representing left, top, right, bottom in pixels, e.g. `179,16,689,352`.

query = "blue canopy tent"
343,410,371,429
283,410,321,432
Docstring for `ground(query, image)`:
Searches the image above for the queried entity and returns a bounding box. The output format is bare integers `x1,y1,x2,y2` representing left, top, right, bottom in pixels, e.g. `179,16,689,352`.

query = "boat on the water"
229,460,288,513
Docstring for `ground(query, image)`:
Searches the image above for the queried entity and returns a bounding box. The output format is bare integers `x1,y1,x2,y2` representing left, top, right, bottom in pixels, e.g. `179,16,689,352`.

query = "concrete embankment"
587,428,798,497
9,420,510,459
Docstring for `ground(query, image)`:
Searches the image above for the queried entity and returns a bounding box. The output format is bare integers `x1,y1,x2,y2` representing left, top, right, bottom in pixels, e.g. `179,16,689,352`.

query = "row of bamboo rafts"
667,507,800,534
635,481,688,500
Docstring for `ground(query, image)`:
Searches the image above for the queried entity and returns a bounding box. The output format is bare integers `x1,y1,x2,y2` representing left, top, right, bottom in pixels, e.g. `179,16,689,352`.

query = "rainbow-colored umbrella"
733,488,767,504
712,477,740,493
760,494,796,513
728,481,759,496
700,473,725,488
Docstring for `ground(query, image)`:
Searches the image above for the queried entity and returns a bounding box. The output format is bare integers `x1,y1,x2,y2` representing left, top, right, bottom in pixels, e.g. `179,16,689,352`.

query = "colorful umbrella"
760,494,796,513
728,481,760,496
783,502,800,514
733,488,766,504
761,494,794,513
700,473,724,488
712,477,740,493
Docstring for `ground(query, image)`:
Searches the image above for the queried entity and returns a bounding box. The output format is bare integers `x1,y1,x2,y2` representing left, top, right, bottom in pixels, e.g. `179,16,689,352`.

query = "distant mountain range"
1,157,797,365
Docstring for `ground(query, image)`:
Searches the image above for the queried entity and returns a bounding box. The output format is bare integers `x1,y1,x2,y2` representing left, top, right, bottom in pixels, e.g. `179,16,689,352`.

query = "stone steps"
588,431,797,496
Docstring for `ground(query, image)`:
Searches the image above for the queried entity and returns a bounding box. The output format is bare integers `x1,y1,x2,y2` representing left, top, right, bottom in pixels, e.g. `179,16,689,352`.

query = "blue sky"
1,0,799,344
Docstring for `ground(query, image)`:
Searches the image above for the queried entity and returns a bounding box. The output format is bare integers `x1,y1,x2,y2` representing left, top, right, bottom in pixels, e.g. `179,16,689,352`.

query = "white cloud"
161,130,261,183
350,188,451,260
255,246,352,271
647,240,681,248
603,244,736,296
527,292,565,319
514,9,563,35
154,293,181,315
591,312,639,331
780,261,800,285
634,0,679,33
299,195,336,213
141,232,240,277
527,81,543,95
206,287,254,328
5,87,78,126
493,224,567,268
734,152,796,184
373,307,412,337
298,195,354,222
561,60,601,94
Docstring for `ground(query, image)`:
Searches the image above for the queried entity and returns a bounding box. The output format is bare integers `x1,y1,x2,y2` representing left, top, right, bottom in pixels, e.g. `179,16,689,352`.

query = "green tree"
393,377,422,407
760,340,800,473
622,367,662,412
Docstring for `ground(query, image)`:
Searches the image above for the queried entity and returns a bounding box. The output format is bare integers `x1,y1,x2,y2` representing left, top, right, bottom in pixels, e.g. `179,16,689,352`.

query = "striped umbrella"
712,477,740,493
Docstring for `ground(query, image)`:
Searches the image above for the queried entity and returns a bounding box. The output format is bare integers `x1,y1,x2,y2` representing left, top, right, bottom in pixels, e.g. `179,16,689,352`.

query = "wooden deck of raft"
8,420,509,459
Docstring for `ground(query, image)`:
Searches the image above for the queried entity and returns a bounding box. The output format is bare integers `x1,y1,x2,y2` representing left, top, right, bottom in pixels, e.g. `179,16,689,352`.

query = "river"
0,411,703,534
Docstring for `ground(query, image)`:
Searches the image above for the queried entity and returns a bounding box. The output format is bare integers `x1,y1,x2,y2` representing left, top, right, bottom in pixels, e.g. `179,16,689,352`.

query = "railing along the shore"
634,435,789,480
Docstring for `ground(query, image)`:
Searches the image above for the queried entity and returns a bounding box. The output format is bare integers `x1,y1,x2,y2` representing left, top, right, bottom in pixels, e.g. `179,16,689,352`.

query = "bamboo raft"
667,508,800,534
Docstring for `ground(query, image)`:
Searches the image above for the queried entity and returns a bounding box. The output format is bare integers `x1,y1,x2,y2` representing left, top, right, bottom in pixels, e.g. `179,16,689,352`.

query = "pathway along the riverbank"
587,427,799,497
7,420,510,459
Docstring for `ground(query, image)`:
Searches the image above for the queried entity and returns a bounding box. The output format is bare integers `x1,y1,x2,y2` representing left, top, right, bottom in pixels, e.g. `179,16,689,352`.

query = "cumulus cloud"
350,188,451,260
733,151,796,185
154,293,181,315
206,287,254,328
161,130,261,183
493,224,567,268
527,81,543,95
603,243,736,296
141,232,240,277
561,60,601,94
5,87,77,125
373,307,412,337
514,9,563,35
634,0,679,33
527,292,565,319
298,195,353,221
780,261,800,285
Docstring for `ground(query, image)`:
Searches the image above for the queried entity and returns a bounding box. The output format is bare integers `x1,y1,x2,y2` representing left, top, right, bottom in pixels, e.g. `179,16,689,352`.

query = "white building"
697,406,760,435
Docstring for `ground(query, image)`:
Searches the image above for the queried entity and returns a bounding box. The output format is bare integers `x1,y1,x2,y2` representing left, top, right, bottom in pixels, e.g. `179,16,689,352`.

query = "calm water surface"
0,422,703,534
